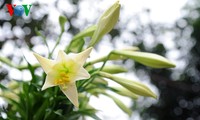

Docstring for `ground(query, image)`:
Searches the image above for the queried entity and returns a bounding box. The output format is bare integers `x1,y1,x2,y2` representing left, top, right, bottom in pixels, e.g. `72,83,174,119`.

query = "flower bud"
59,16,67,32
105,93,132,116
88,1,120,47
113,50,176,68
93,77,108,85
120,46,139,51
112,87,138,99
99,72,157,98
102,65,127,74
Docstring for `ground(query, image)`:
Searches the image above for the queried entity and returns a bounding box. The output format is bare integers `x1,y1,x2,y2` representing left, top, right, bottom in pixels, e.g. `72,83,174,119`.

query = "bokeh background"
0,0,200,120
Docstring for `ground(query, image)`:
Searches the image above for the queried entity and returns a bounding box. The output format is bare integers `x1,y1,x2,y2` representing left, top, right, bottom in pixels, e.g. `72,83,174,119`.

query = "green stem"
0,56,40,71
0,56,16,68
42,37,50,55
84,56,107,67
49,32,64,58
78,71,99,92
80,53,113,90
17,64,40,70
65,38,76,53
35,28,50,54
99,52,113,71
84,51,114,68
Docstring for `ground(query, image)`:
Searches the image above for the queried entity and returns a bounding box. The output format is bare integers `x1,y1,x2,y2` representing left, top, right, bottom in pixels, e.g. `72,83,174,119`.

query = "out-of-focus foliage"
131,1,200,120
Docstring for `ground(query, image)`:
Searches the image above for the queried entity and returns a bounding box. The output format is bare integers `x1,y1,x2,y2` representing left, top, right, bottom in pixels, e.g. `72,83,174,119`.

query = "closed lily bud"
113,50,176,68
99,72,157,98
0,81,20,102
88,87,106,97
105,93,132,116
0,90,19,102
121,46,140,51
88,1,120,47
7,81,20,90
102,65,128,74
112,87,138,99
59,16,67,32
93,77,108,85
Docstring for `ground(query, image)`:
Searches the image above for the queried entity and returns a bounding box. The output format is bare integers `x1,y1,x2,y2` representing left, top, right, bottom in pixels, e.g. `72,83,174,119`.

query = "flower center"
52,59,78,86
53,61,73,85
54,72,70,85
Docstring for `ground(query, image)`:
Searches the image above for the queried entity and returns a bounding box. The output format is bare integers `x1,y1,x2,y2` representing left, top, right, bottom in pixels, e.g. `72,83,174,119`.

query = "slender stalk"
79,52,114,90
0,56,16,68
78,71,98,92
17,64,40,70
84,56,107,67
42,37,50,55
49,32,64,58
0,56,40,70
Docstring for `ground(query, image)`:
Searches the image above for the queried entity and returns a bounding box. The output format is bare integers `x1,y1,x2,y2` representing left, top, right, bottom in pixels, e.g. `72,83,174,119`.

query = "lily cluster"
32,0,175,116
0,1,175,119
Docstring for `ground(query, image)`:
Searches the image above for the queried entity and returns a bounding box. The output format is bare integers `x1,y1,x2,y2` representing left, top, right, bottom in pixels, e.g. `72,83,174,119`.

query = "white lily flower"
33,47,93,107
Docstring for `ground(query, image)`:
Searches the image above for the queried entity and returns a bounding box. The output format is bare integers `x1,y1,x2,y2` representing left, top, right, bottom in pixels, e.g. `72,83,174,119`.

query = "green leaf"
34,99,49,120
73,25,97,41
65,25,96,53
0,83,8,90
35,27,45,39
59,16,67,32
77,109,100,120
66,38,85,53
8,97,27,118
66,109,100,120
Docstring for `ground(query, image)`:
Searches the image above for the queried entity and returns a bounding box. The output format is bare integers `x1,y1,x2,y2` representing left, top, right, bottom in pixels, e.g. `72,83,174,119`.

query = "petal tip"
33,52,43,61
87,47,93,51
33,52,39,58
74,102,79,108
85,47,93,55
41,85,48,91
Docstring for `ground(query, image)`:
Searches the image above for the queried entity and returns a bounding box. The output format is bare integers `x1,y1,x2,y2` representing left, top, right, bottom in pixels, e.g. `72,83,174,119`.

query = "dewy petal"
74,67,90,81
60,82,79,107
41,74,56,90
70,47,93,66
33,53,55,73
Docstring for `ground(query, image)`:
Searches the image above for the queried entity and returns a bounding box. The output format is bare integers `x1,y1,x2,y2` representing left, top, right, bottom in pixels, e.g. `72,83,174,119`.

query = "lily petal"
60,82,79,107
56,50,70,61
74,67,90,81
33,53,55,73
41,74,56,90
70,47,93,66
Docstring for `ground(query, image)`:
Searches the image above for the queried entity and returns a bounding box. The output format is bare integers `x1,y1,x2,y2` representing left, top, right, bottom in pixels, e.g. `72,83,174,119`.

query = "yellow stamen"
54,72,70,85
